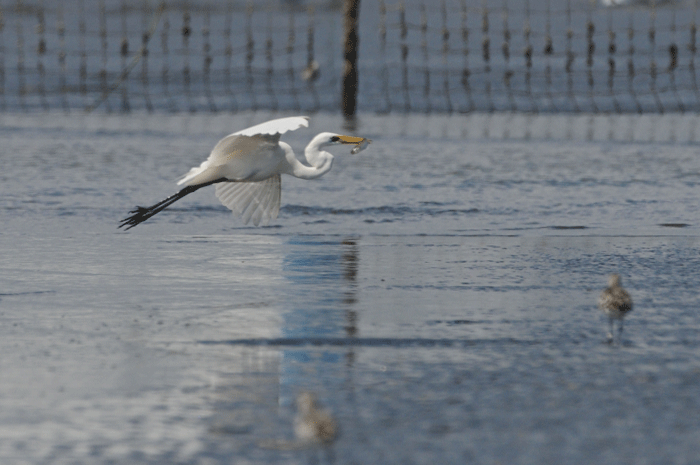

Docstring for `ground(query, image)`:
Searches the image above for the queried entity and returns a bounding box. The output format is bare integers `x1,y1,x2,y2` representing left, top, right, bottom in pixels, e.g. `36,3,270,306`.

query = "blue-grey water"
1,112,700,464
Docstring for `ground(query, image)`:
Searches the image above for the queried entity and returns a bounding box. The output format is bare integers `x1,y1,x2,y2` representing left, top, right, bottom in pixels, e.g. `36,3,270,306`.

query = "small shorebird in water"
294,392,338,444
598,274,633,343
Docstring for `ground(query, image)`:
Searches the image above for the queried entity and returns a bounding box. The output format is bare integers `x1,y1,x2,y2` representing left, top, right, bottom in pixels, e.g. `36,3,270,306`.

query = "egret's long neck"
283,141,334,180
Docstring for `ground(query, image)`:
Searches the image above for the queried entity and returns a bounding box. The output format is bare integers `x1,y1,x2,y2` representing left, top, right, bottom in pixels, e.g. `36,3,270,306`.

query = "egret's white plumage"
233,115,310,137
119,116,371,230
214,176,281,228
178,116,310,186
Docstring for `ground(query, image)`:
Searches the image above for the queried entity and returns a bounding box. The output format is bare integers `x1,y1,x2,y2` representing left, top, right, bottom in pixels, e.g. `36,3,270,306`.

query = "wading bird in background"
119,116,371,230
301,60,320,82
598,274,633,343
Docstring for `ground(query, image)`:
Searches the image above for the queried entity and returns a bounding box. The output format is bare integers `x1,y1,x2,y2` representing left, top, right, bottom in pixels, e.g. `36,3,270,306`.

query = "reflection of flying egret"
119,116,371,230
598,274,633,342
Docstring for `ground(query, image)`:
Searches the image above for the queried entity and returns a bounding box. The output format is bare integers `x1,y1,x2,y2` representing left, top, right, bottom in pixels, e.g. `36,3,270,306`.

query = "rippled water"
1,112,700,464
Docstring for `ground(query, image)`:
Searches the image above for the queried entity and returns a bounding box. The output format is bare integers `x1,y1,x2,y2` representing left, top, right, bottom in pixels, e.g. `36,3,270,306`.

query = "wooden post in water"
342,0,360,125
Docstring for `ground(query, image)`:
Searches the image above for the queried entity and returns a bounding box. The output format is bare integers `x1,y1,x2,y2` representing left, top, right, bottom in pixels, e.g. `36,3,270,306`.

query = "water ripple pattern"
0,114,699,464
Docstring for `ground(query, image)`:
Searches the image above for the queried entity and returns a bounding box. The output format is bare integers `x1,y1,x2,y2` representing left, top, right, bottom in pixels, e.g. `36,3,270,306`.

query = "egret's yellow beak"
334,135,372,154
335,135,365,145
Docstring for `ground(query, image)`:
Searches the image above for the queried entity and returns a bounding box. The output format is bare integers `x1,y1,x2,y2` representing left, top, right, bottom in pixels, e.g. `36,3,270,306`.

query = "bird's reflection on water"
205,237,359,461
280,236,360,393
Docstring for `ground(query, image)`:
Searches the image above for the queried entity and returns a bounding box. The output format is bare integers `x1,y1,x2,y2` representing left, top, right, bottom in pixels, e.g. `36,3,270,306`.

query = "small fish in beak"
331,134,372,154
351,138,371,154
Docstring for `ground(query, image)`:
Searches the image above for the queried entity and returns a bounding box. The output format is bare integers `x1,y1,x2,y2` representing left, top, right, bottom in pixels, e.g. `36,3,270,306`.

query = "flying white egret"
119,116,371,230
597,274,633,343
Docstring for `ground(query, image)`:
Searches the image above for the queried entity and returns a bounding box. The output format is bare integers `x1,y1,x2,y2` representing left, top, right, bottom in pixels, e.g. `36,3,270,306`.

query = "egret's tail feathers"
177,168,199,186
177,162,210,186
215,176,281,226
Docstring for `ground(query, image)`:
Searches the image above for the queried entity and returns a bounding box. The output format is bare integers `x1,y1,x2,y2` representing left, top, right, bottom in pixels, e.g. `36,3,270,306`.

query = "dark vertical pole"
119,0,129,111
99,0,110,112
342,0,360,123
37,1,48,111
182,5,192,112
57,4,68,112
15,0,26,111
0,4,5,112
142,1,153,113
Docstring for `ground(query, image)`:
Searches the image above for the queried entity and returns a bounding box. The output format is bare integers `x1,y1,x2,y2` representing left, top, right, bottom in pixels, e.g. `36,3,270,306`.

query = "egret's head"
319,133,372,154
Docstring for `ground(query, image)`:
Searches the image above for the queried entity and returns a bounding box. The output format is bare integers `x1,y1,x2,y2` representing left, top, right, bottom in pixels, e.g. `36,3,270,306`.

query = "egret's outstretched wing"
233,116,309,137
178,135,279,186
214,176,281,226
178,117,309,187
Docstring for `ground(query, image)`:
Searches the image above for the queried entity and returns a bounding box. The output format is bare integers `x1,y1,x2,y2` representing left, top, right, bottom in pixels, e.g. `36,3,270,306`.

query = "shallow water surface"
1,114,699,464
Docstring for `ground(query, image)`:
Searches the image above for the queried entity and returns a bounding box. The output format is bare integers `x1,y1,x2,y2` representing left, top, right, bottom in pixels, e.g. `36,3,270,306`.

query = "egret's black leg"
119,178,228,230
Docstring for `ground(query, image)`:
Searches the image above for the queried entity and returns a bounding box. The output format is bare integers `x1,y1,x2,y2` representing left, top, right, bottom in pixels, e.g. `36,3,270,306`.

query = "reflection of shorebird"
257,392,338,450
294,392,338,444
598,274,633,342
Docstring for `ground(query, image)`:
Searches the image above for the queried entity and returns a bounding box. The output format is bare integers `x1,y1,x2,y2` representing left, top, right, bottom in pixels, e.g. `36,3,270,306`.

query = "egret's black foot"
118,179,225,231
119,206,152,230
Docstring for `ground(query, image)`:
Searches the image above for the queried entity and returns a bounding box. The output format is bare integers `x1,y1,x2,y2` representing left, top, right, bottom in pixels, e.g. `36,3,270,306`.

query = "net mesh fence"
0,0,698,114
